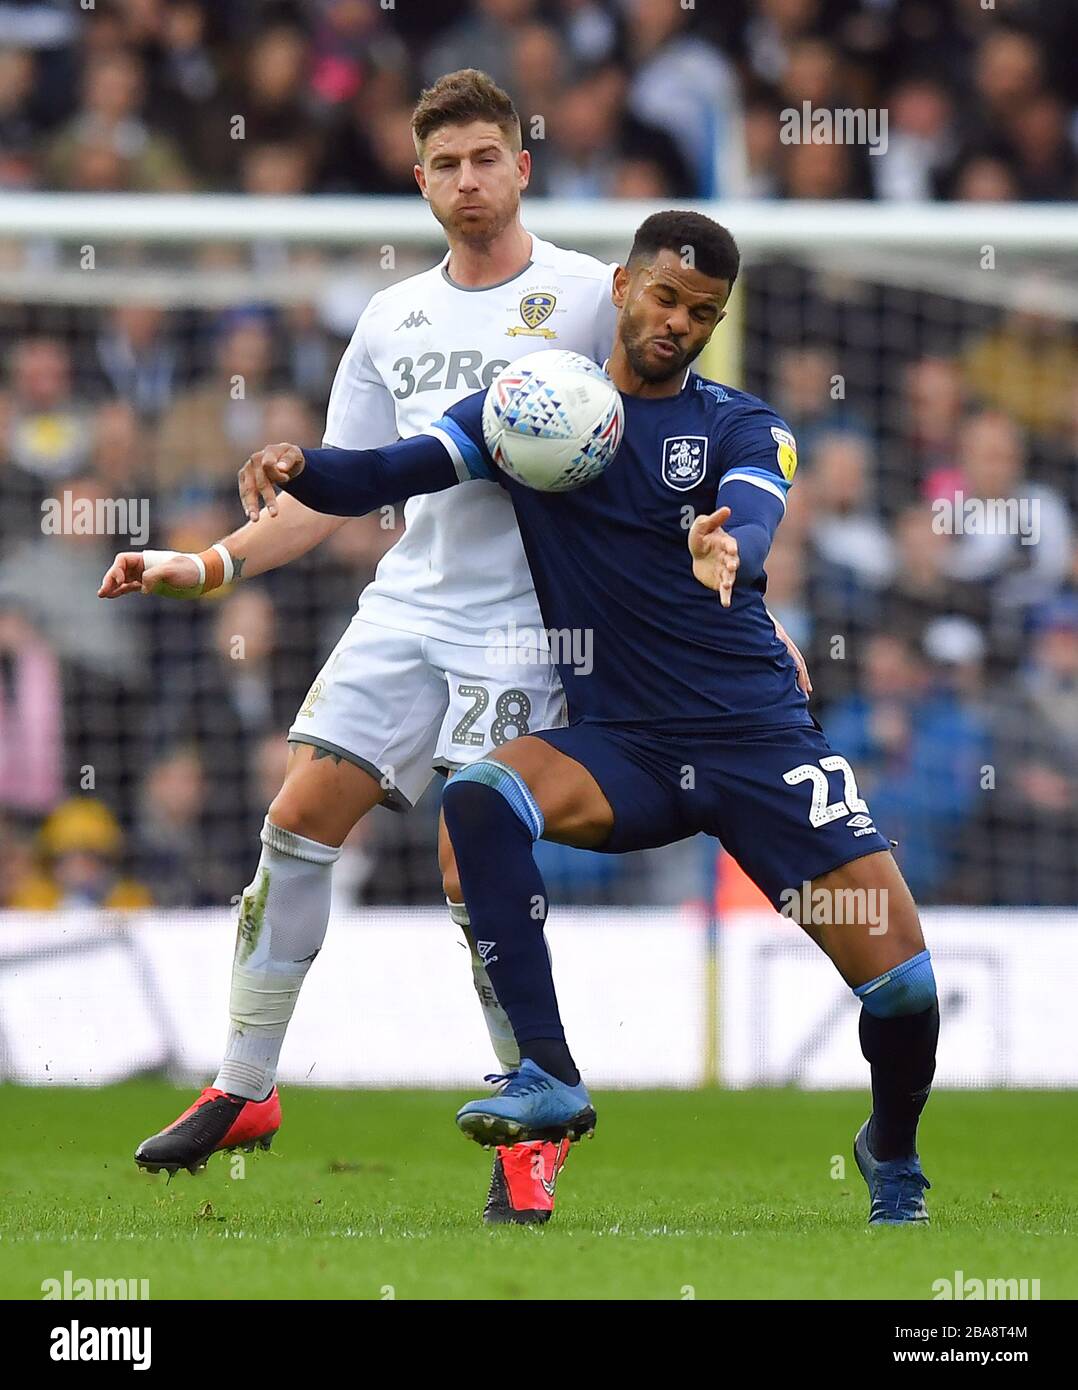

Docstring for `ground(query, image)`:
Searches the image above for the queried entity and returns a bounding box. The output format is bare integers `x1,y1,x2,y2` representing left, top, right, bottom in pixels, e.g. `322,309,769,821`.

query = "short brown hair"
411,69,521,156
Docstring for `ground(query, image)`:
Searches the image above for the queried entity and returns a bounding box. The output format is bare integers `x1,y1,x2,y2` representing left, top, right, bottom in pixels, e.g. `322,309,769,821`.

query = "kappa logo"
476,939,499,967
661,435,708,490
396,310,432,330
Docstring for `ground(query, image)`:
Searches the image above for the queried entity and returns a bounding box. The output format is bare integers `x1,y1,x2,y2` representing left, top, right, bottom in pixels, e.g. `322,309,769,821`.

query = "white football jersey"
323,234,618,644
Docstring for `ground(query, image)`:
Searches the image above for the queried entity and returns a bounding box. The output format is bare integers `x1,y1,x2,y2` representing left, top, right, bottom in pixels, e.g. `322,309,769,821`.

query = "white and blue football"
482,350,624,492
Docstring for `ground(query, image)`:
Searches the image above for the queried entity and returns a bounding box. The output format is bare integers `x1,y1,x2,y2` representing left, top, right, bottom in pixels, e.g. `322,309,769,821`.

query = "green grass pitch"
1,1084,1074,1300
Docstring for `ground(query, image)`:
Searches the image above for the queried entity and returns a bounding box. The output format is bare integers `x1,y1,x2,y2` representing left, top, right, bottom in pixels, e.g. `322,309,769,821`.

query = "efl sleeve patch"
771,426,798,483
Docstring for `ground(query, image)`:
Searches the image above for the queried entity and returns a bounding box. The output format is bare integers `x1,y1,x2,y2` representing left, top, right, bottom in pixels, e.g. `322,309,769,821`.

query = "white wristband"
212,542,235,585
140,539,237,594
140,543,236,598
139,550,202,599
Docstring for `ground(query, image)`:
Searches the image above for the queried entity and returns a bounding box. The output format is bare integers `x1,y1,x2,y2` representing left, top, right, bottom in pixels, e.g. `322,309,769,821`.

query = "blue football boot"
854,1118,931,1225
456,1059,597,1148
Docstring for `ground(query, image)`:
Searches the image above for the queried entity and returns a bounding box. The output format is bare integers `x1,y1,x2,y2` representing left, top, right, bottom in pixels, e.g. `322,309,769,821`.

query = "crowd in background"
1,0,1076,911
1,0,1077,202
754,335,1078,907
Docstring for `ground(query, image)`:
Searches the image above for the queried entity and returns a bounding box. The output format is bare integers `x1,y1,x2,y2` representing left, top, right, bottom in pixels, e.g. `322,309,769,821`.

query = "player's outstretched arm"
276,429,479,518
98,548,203,599
689,453,788,602
687,490,809,693
688,507,740,607
99,485,346,601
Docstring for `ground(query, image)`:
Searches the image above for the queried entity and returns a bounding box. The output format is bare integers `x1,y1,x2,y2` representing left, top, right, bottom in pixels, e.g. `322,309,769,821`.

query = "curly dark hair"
628,211,740,285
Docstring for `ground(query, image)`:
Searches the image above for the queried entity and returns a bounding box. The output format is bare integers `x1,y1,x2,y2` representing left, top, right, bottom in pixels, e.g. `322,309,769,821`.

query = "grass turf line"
1,1084,1074,1300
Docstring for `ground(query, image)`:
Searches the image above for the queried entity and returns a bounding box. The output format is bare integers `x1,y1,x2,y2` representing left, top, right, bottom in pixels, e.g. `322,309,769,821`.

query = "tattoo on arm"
287,739,345,766
231,556,246,580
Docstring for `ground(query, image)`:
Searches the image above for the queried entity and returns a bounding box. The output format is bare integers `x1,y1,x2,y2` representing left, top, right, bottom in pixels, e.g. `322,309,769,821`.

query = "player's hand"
99,551,146,598
238,443,306,522
99,551,203,597
767,609,813,697
688,506,739,607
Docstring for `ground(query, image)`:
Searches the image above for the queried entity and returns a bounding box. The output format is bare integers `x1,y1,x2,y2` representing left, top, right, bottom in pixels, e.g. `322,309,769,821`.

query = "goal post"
5,192,1072,388
5,192,1074,244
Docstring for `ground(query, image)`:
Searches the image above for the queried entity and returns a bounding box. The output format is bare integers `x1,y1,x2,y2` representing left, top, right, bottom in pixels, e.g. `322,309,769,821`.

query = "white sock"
214,818,340,1100
448,899,553,1074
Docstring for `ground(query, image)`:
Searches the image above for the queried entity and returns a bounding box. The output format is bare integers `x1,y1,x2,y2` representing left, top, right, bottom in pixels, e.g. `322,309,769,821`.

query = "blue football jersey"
436,371,811,735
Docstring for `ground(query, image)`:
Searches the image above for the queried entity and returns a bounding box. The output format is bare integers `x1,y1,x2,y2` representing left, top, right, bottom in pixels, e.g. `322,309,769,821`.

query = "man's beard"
435,196,518,248
621,312,703,383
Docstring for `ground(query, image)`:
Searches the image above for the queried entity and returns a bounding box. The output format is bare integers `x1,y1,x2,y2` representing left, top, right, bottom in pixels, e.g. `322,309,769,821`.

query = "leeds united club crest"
507,291,557,338
661,435,708,490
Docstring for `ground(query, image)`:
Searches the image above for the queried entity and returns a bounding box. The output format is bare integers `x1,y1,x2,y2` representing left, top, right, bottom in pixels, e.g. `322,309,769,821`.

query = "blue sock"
855,951,939,1160
442,765,578,1084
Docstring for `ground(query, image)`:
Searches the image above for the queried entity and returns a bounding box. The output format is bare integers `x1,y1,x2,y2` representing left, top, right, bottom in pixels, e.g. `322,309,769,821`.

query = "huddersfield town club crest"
661,435,707,490
507,292,557,338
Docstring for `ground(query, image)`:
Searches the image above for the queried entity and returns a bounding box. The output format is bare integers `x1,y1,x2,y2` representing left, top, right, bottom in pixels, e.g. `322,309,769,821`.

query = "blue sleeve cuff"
717,465,790,511
430,413,496,482
715,475,787,586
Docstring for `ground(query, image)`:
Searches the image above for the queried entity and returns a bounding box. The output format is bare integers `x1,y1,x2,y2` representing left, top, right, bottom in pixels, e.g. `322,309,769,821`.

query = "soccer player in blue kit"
241,212,938,1225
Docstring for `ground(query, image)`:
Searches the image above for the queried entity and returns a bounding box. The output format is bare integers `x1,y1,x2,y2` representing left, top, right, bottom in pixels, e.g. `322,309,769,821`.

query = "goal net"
1,196,1075,921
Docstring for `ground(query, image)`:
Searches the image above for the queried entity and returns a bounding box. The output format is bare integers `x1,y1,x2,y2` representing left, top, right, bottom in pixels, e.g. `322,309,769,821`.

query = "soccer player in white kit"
99,70,617,1222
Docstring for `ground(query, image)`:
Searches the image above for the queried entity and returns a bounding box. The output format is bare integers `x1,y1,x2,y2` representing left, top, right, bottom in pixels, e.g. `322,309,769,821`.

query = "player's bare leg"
792,850,926,985
270,740,391,846
788,850,937,1224
442,739,611,1148
134,744,386,1175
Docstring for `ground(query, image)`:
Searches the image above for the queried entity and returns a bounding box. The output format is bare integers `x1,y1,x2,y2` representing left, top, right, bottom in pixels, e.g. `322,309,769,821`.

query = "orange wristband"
197,543,234,594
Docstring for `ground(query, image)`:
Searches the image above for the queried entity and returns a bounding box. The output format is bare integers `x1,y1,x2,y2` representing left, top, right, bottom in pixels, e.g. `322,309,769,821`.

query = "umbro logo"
396,310,432,329
847,814,875,829
477,939,499,967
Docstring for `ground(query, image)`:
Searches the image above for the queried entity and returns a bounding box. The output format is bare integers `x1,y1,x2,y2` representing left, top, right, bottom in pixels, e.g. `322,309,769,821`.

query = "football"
482,349,624,492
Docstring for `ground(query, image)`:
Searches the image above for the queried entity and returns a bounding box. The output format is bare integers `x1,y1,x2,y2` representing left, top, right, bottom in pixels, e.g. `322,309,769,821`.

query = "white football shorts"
287,615,568,810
